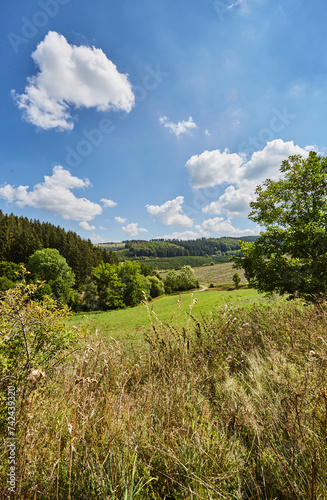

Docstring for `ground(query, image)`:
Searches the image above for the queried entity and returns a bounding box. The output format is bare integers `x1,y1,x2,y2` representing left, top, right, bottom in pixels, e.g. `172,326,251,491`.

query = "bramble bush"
0,279,77,432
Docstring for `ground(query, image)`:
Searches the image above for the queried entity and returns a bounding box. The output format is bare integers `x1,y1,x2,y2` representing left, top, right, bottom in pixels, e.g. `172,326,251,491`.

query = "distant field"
69,288,276,346
193,262,246,285
116,254,233,269
95,242,125,250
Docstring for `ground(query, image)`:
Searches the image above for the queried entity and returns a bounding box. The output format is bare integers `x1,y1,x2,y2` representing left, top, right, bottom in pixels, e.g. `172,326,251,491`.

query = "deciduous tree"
233,152,327,302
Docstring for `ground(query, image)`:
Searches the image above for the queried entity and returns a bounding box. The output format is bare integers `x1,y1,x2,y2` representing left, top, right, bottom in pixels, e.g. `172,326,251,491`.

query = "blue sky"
1,0,327,242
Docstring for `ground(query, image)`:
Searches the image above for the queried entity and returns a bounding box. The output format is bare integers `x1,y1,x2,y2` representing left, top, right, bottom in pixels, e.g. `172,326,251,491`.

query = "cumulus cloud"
202,217,260,236
203,185,255,217
188,140,311,191
79,221,96,231
146,196,193,227
160,230,209,241
186,149,244,189
115,216,127,223
122,223,148,237
12,31,135,131
240,139,310,184
159,116,197,137
101,198,117,207
187,140,313,218
0,166,102,221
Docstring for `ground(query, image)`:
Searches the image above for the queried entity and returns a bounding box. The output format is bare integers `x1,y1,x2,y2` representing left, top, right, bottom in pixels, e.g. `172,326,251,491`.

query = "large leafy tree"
92,263,125,310
233,152,327,302
164,266,199,293
27,248,75,304
91,261,151,310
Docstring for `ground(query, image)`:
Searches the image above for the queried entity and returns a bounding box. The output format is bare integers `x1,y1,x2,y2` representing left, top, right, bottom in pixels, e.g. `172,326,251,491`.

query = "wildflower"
28,369,45,384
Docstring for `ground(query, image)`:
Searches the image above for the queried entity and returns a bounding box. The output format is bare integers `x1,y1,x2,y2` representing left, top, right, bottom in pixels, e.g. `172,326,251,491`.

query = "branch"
17,311,30,371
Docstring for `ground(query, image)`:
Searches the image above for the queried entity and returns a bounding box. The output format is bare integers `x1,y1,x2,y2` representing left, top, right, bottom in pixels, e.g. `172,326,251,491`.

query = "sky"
1,0,327,243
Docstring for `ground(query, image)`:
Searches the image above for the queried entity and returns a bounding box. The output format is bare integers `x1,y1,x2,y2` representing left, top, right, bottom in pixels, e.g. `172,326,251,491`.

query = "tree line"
0,211,200,311
0,210,115,286
121,236,258,258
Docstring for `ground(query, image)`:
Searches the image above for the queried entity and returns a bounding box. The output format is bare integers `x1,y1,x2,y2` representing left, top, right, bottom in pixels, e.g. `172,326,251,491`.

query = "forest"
0,210,202,311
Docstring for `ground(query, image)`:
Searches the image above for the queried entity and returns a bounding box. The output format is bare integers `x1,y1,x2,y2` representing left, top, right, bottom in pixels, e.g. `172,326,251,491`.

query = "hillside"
96,236,258,269
0,210,112,286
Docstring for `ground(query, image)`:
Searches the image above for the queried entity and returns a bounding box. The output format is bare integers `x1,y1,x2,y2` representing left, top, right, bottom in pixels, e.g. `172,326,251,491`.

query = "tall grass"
2,298,327,498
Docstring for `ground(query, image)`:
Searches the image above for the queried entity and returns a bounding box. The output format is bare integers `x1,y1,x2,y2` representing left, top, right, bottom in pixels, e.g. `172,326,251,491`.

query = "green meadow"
69,286,276,346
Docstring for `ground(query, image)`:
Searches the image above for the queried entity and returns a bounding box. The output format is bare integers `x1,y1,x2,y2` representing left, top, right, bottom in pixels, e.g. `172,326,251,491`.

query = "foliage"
179,265,199,291
150,236,258,256
92,263,126,310
233,152,327,302
108,238,259,268
0,209,108,287
0,261,24,292
27,248,75,305
127,241,188,258
163,270,179,294
164,265,199,293
232,272,241,289
0,280,75,383
82,278,99,311
147,276,165,298
120,261,150,306
91,261,152,310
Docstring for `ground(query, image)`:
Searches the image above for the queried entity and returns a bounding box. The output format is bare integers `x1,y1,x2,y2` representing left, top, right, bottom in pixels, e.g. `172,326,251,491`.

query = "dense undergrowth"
2,296,327,499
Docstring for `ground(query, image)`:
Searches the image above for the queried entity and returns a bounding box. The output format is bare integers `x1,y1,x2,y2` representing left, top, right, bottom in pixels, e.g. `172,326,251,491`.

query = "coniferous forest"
0,210,114,287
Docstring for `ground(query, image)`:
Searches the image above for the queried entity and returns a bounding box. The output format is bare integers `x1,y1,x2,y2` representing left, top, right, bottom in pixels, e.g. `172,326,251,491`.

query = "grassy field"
69,262,266,346
9,297,327,498
193,261,246,285
69,287,276,346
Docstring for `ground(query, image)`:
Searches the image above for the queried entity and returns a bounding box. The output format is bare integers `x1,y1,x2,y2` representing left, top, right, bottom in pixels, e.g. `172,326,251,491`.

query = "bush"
0,280,76,383
0,280,77,435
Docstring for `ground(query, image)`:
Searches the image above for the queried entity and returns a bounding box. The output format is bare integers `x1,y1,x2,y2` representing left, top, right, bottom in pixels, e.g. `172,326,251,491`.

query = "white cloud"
186,149,244,189
159,116,197,137
122,223,148,237
0,166,102,221
187,140,311,191
115,216,127,223
160,230,209,241
203,185,255,217
79,221,96,231
146,196,193,227
101,198,117,207
202,217,260,236
90,233,106,243
0,184,16,203
187,140,313,218
12,31,135,131
204,129,211,136
240,139,310,184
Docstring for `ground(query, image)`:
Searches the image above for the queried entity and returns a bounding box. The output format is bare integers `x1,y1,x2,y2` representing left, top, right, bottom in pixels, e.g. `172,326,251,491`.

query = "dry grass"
2,299,327,498
193,262,246,286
